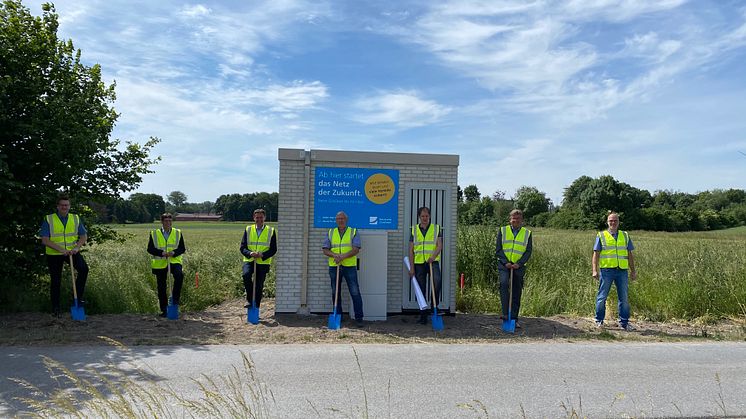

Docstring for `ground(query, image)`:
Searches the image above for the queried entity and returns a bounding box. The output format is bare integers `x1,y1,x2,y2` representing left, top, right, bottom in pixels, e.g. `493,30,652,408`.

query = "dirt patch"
1,298,744,346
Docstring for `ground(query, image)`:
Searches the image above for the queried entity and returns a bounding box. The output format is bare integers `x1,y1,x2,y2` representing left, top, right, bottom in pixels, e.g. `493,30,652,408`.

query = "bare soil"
1,298,744,346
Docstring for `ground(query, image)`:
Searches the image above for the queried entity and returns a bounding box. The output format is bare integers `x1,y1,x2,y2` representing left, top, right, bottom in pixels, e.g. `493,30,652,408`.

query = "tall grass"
457,225,746,321
28,221,746,321
42,222,275,315
13,339,275,418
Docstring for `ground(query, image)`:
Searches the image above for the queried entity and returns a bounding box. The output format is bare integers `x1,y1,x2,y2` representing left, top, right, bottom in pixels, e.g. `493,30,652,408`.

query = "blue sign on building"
314,167,399,229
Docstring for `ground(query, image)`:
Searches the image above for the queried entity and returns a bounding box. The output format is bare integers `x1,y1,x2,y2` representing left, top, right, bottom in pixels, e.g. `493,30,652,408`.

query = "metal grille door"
403,185,450,310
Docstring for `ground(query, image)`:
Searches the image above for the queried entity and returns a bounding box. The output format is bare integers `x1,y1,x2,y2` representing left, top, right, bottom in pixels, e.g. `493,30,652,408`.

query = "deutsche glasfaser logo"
369,216,378,225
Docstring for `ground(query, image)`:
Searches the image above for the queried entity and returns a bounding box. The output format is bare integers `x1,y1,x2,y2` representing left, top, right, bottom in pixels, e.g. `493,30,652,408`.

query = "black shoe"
52,309,61,318
355,319,365,328
158,312,167,318
418,314,427,325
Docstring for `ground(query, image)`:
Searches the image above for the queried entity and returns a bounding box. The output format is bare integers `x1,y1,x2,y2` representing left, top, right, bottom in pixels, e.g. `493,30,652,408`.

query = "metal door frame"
402,183,451,311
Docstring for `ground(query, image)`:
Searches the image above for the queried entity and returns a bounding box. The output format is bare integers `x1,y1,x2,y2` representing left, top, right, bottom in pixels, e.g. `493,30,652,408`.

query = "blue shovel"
502,268,515,333
327,264,342,330
166,259,179,320
429,262,444,331
69,254,86,321
247,260,260,324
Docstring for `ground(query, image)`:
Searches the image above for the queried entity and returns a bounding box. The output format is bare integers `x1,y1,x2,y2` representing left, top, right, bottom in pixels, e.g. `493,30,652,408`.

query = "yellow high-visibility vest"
243,225,274,264
151,228,183,268
45,213,79,255
598,230,629,269
501,225,531,263
328,227,357,267
412,223,441,264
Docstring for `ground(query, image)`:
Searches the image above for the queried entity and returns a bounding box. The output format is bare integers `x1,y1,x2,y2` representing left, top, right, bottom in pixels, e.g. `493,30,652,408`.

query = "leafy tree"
457,185,463,203
129,193,165,220
167,190,188,208
512,186,551,222
460,197,496,225
547,207,595,229
463,184,480,203
214,192,279,221
0,1,159,310
562,175,593,208
199,200,214,214
578,175,649,227
491,189,506,201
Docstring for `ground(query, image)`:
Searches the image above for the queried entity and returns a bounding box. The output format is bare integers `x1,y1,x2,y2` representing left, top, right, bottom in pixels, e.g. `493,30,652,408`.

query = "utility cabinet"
351,230,388,320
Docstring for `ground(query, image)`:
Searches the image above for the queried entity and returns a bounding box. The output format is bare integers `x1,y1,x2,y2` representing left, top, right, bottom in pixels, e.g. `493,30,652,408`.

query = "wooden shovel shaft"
429,262,436,308
332,264,341,310
251,260,257,303
167,254,171,299
69,254,78,300
508,268,513,317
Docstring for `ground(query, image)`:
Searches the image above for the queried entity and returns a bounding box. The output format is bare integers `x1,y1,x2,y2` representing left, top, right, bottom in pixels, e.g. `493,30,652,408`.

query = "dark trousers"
154,264,184,313
415,261,442,315
499,267,525,319
243,262,270,308
47,254,89,312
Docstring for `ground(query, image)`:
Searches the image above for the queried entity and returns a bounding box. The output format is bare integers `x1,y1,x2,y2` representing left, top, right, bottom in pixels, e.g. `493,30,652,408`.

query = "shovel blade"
247,305,260,324
502,318,515,333
327,312,341,330
167,303,179,320
70,300,86,321
431,313,444,331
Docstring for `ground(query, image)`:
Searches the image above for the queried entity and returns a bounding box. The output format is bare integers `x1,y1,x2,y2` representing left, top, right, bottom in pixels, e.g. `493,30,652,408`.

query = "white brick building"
276,149,459,316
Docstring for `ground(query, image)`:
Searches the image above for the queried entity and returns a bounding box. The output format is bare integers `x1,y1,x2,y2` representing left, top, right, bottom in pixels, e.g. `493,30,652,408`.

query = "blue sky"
30,0,746,204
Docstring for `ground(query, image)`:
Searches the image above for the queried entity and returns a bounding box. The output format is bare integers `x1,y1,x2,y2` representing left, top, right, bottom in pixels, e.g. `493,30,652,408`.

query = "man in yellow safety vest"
408,206,443,325
322,211,364,327
40,194,89,317
592,211,637,330
240,208,277,312
495,209,533,329
147,212,186,317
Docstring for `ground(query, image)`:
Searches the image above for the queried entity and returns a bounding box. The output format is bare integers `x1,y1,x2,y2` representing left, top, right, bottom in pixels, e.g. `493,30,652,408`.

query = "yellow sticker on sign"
365,173,395,204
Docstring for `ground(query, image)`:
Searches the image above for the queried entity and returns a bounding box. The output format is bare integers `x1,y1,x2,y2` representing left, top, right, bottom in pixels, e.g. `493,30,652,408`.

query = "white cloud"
353,91,451,128
179,4,211,19
559,0,688,23
240,81,329,113
391,0,741,124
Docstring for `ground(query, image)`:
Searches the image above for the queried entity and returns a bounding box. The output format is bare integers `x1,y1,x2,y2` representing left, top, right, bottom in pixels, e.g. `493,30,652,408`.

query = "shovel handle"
251,260,257,304
429,262,437,309
507,268,513,317
69,254,78,300
332,264,341,311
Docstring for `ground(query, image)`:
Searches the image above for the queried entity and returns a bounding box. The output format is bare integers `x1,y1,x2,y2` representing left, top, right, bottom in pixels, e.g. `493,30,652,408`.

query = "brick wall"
276,149,459,315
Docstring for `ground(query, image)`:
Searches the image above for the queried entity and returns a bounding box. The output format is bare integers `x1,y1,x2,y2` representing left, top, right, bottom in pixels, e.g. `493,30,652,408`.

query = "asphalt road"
1,342,745,418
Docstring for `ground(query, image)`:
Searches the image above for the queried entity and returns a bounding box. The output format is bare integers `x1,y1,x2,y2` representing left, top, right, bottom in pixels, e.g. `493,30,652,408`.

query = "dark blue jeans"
329,265,364,321
595,268,630,326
